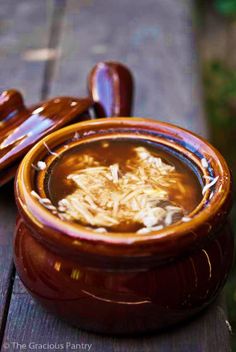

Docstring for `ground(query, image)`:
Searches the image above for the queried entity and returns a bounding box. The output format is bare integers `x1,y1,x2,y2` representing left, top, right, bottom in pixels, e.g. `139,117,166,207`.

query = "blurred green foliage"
204,61,236,171
203,60,236,350
215,0,236,16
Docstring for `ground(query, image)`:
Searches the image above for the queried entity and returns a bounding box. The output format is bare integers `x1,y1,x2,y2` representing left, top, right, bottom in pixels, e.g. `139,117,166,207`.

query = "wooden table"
0,1,231,351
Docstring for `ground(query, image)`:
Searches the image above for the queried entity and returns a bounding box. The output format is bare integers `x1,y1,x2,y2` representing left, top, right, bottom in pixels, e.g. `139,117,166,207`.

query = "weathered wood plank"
2,277,231,352
0,183,15,340
0,0,231,351
0,0,55,346
50,0,208,137
0,0,55,105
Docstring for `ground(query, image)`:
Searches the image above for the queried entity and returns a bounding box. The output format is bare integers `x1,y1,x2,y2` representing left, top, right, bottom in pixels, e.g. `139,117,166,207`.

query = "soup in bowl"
14,118,233,334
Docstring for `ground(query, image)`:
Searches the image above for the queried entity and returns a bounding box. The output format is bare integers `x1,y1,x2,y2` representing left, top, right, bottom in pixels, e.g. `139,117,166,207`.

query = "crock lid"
0,89,93,186
0,62,134,187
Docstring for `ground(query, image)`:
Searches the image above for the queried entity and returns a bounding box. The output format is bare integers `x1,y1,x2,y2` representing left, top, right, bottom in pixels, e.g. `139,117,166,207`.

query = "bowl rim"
15,117,232,259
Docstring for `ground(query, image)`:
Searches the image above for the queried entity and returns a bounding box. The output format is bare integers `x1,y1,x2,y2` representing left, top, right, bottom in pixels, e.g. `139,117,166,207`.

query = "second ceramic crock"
14,118,234,334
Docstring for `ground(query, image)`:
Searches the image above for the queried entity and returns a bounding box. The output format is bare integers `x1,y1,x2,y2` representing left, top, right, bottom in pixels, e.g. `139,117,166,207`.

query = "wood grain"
0,0,231,351
0,0,55,105
0,0,54,346
0,183,15,339
2,277,231,352
50,0,208,137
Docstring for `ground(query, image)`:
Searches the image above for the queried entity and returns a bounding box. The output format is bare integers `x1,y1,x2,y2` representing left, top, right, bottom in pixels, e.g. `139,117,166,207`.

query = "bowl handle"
88,61,134,118
0,90,27,123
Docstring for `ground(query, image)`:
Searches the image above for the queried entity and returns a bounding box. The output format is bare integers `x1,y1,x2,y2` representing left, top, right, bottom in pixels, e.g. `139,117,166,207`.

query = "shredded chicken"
56,146,184,231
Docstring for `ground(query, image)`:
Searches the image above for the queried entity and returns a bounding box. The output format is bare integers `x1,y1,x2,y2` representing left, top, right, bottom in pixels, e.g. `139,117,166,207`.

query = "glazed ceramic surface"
88,62,133,117
14,118,234,334
0,62,133,186
0,90,93,186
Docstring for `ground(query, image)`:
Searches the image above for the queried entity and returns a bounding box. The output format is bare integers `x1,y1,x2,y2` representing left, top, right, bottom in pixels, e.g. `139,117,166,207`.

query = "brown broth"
45,138,202,233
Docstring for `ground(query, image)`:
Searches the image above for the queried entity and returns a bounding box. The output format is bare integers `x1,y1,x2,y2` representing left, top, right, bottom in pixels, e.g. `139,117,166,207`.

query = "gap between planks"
0,265,15,351
41,0,67,100
0,0,66,348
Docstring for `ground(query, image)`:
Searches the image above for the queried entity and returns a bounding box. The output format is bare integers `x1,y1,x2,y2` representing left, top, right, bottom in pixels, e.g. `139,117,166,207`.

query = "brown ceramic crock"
14,118,234,334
